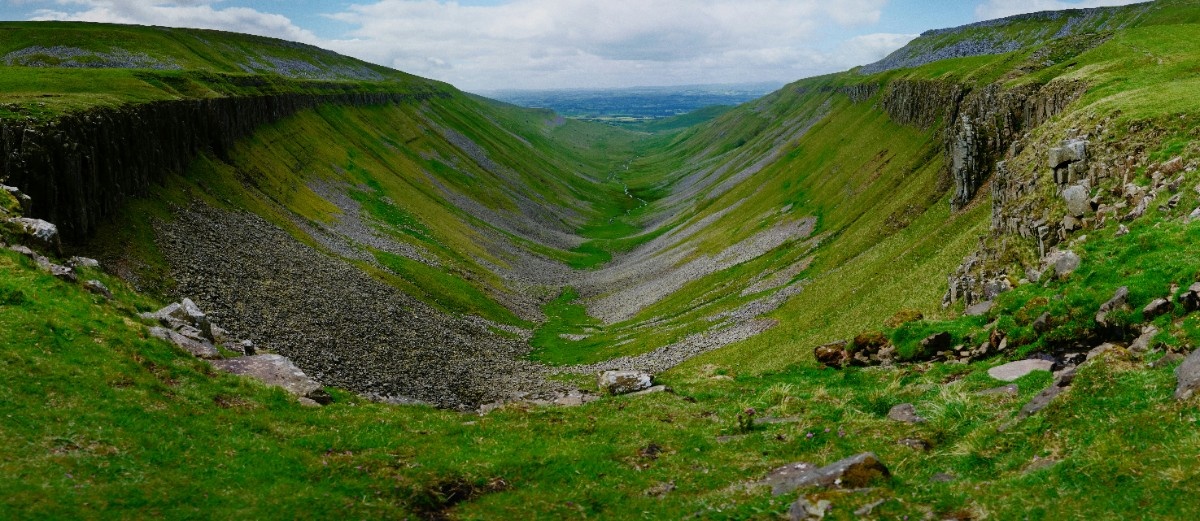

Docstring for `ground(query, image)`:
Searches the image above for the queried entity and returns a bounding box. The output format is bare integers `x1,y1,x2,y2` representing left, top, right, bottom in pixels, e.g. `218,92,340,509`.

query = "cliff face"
867,78,1086,212
0,89,446,241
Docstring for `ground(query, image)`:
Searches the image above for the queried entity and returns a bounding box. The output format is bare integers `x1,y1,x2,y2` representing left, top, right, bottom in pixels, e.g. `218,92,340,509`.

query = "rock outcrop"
0,87,447,242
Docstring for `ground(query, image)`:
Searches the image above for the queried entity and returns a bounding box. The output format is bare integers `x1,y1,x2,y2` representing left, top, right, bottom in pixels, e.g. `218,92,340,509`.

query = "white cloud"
975,0,1147,20
26,1,320,44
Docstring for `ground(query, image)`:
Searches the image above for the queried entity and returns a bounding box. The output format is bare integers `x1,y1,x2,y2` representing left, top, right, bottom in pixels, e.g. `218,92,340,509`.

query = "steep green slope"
4,0,1200,518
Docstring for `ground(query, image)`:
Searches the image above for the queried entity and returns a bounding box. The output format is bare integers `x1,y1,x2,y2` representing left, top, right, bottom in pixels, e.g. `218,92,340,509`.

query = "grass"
6,247,1200,519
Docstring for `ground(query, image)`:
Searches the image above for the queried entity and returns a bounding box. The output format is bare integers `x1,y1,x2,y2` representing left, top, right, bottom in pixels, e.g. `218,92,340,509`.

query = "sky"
0,0,1149,91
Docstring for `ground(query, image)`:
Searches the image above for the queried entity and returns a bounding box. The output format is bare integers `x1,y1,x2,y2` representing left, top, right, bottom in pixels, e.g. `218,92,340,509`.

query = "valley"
4,2,1200,518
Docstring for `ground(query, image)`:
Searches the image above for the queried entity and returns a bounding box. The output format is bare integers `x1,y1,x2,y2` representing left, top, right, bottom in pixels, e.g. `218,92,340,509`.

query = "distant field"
481,83,779,127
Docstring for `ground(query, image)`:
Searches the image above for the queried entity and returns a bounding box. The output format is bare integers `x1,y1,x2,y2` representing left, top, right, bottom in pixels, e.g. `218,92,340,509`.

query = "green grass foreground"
4,241,1200,519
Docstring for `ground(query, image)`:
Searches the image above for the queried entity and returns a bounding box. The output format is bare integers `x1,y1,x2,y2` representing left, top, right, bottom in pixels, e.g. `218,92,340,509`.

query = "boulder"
629,385,672,397
813,340,849,368
1130,325,1160,353
886,403,926,423
1,185,32,214
1048,140,1086,169
964,300,994,317
1062,185,1090,217
211,354,331,404
180,298,214,341
68,256,101,269
1143,298,1173,320
47,263,76,283
988,359,1054,382
1017,367,1077,420
1181,282,1200,313
1095,286,1130,327
760,453,890,495
149,326,220,359
8,217,61,255
83,280,113,299
598,370,653,395
1044,250,1080,279
1175,349,1200,400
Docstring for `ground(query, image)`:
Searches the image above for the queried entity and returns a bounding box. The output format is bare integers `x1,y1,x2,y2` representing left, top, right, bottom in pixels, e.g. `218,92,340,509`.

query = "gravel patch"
159,203,565,409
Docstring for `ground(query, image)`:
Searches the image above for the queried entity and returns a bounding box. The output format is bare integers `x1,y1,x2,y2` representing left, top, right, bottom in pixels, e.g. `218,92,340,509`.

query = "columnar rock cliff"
0,88,445,241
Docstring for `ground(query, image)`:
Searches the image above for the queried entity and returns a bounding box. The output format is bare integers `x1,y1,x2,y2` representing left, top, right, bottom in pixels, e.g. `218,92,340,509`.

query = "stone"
1032,312,1051,334
1095,286,1130,328
887,403,927,423
68,256,100,269
149,326,221,359
1181,282,1200,313
964,300,993,317
976,384,1019,396
1045,250,1080,279
1016,367,1077,420
813,340,849,368
1062,184,1089,217
1116,224,1130,237
1188,207,1200,223
83,280,113,299
788,498,831,520
179,298,214,340
47,263,76,283
1049,140,1086,169
211,354,330,404
1130,325,1160,353
1143,298,1173,320
598,370,653,395
1174,349,1200,400
629,385,672,397
7,217,61,255
760,453,890,495
988,359,1053,382
1,184,32,214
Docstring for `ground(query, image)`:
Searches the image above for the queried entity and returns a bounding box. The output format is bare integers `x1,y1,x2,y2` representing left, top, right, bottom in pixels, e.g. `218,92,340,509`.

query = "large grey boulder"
1049,140,1087,169
149,326,220,359
1043,250,1081,279
1130,325,1160,353
1143,298,1173,321
179,298,214,340
211,354,331,404
598,370,653,395
1175,349,1200,401
988,359,1054,382
7,217,61,255
964,300,994,317
760,453,890,495
1062,185,1090,217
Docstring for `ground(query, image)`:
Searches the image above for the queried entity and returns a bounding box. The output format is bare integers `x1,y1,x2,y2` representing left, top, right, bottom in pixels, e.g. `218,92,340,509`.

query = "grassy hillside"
4,0,1200,517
